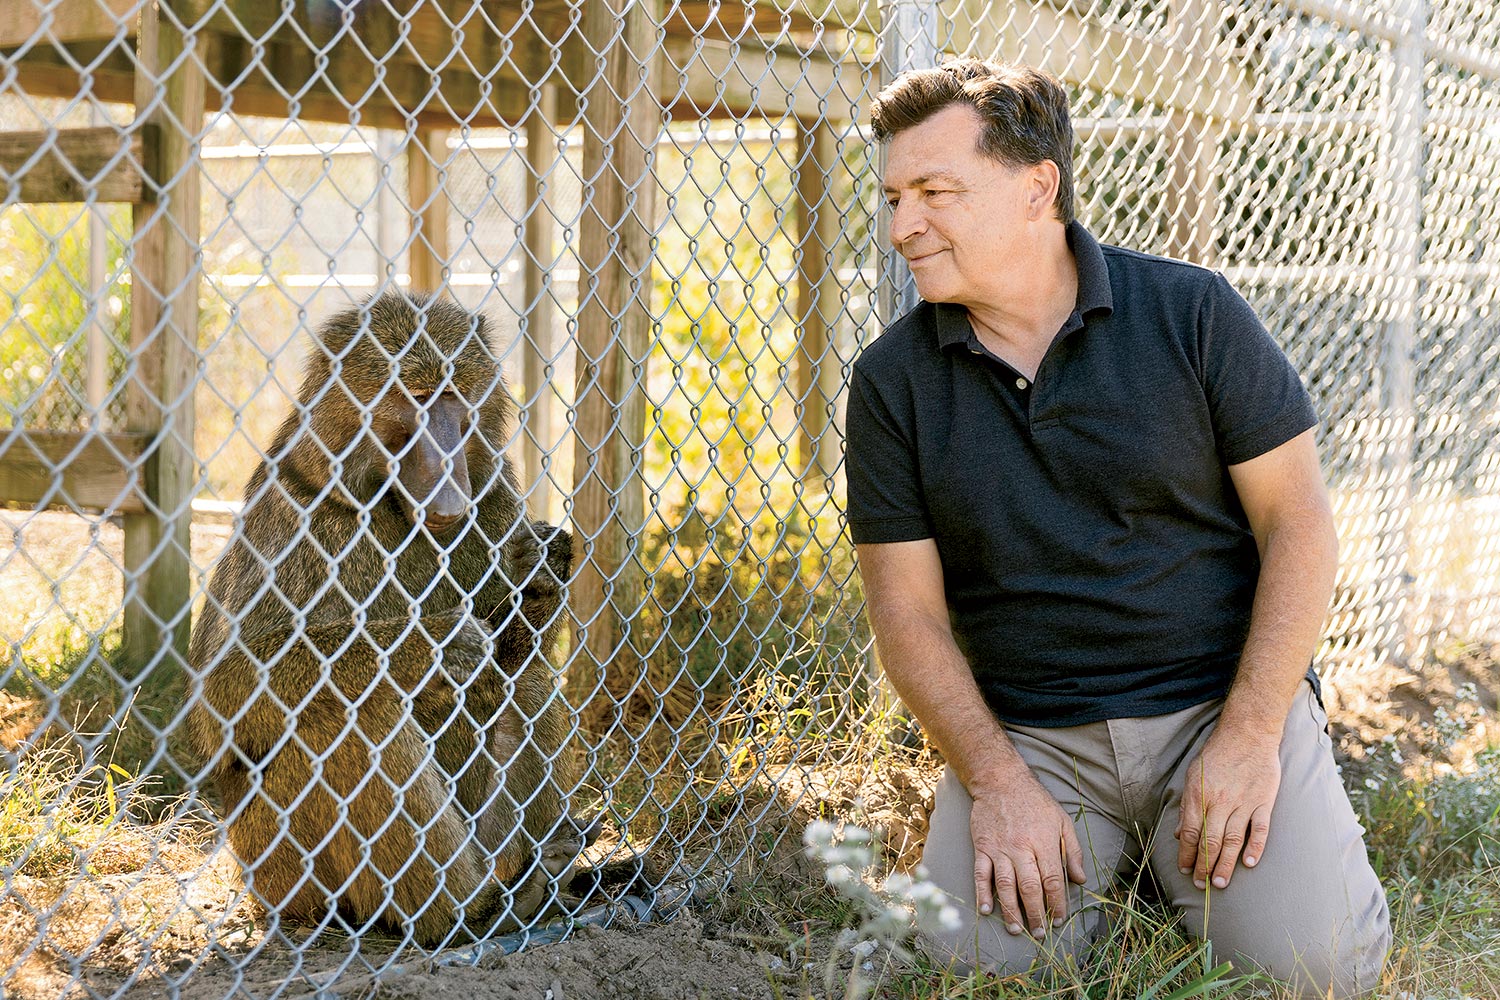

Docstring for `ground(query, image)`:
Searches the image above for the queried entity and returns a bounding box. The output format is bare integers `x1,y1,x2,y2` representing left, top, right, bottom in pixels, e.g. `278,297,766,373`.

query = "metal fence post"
1379,0,1425,668
876,0,940,328
523,86,559,524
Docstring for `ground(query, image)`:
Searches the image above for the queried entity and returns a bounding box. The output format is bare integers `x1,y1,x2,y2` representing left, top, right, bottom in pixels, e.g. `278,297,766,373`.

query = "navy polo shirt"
846,223,1319,727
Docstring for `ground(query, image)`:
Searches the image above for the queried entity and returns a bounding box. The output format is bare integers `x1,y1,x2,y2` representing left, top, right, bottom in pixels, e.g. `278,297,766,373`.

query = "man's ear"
1026,161,1061,221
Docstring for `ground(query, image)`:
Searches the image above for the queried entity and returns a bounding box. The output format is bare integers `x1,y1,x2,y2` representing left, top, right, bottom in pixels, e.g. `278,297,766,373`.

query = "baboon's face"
308,295,509,531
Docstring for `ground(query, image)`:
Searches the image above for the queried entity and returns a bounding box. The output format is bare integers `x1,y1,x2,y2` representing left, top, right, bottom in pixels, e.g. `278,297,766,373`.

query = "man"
845,59,1390,998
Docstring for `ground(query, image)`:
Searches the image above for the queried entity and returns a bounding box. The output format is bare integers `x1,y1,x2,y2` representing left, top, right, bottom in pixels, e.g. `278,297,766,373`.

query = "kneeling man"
846,59,1390,999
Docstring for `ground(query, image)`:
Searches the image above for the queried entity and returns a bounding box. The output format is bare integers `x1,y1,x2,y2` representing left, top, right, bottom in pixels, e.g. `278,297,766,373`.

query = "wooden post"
794,118,843,490
522,87,558,523
122,1,202,677
406,127,449,295
572,0,660,687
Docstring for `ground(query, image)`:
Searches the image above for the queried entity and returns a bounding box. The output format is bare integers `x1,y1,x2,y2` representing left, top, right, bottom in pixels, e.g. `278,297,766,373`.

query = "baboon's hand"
530,520,572,595
539,820,590,878
416,613,497,699
507,520,571,606
501,822,590,928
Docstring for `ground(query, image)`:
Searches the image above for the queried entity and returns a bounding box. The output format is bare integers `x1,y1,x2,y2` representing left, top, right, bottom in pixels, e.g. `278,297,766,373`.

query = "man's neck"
963,224,1078,380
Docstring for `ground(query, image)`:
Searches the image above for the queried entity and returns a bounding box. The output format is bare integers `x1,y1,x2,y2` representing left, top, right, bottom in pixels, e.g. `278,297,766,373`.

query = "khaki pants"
921,681,1390,999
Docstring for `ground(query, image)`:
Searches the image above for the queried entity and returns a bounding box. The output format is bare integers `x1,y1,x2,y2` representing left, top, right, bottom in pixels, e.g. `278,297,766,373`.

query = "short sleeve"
844,365,934,544
1199,273,1319,466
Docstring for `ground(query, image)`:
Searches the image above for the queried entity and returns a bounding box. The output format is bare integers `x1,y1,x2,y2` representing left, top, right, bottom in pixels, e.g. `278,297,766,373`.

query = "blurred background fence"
2,0,1498,996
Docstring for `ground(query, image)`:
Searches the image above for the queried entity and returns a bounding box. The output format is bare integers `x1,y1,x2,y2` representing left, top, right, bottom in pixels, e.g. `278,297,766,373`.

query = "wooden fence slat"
571,0,662,685
0,126,156,204
0,431,150,514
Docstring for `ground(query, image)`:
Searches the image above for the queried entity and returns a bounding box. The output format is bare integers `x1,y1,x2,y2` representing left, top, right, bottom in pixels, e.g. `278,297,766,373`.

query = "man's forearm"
867,599,1030,794
1219,506,1339,739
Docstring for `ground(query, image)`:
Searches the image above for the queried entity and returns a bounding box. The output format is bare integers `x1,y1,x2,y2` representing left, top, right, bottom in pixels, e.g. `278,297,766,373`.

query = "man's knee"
1210,908,1391,999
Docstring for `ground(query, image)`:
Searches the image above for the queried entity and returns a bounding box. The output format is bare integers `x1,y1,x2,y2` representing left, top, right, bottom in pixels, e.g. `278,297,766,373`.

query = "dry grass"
0,741,260,1000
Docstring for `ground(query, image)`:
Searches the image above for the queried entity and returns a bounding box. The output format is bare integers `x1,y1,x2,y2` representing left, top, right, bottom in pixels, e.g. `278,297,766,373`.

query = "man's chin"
910,278,958,304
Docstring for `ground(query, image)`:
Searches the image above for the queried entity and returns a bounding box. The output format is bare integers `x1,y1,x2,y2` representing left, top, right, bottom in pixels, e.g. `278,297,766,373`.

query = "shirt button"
1016,377,1029,390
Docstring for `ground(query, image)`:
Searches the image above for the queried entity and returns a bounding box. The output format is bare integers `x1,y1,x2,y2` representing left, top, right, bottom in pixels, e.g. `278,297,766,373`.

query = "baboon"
185,293,577,947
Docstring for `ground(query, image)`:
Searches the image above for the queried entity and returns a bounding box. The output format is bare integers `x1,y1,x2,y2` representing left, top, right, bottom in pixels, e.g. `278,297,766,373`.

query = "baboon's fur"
185,293,574,946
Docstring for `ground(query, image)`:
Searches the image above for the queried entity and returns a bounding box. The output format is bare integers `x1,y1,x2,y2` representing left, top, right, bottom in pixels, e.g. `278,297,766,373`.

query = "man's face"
882,104,1051,308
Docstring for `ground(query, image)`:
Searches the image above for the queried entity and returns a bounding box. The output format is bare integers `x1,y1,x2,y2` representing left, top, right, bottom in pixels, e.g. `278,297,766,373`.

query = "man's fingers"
973,849,995,917
1192,807,1228,888
1062,825,1088,886
991,855,1025,935
1012,856,1048,938
1210,813,1248,888
1244,806,1272,868
1176,810,1202,875
1040,858,1071,929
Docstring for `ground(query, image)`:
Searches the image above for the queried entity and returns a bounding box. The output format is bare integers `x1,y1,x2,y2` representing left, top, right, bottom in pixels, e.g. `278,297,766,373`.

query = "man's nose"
888,195,926,245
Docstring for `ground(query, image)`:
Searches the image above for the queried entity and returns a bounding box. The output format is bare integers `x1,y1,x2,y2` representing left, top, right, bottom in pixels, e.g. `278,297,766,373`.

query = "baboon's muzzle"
397,393,472,531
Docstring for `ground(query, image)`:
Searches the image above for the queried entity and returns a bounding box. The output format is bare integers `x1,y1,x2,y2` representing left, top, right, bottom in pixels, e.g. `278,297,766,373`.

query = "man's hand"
1175,728,1282,890
971,771,1087,938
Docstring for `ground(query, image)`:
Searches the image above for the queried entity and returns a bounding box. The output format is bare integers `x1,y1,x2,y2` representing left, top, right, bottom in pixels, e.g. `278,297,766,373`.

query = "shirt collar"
934,220,1114,349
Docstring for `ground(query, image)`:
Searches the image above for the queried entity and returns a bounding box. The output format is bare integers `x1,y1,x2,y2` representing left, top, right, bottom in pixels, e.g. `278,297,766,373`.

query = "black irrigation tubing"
433,882,697,968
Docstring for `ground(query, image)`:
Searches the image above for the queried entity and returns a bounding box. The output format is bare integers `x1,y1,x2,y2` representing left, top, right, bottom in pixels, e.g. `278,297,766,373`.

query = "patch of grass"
797,857,1270,1000
0,744,132,874
1348,685,1500,1000
1352,687,1500,882
0,512,124,693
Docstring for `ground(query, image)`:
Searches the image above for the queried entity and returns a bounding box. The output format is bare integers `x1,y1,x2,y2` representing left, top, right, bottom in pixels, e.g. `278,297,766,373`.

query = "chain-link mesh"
2,0,1497,995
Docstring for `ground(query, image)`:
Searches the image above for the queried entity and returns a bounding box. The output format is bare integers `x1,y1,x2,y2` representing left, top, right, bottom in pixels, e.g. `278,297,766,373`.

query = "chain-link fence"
3,0,1498,995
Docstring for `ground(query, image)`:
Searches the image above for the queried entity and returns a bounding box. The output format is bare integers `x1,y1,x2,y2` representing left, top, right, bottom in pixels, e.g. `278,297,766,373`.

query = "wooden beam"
657,38,869,121
169,0,519,73
794,118,843,486
0,126,156,204
8,31,531,129
0,431,150,513
5,53,139,106
540,0,874,40
521,87,559,524
0,0,138,48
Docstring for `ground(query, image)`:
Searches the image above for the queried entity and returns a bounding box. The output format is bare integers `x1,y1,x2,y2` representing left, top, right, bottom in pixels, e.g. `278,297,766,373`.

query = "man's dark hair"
871,59,1076,226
